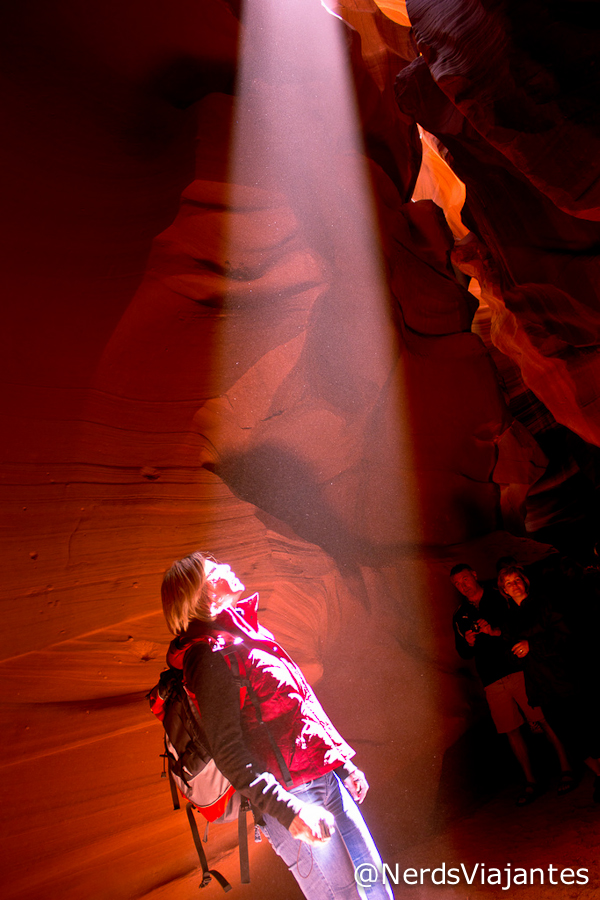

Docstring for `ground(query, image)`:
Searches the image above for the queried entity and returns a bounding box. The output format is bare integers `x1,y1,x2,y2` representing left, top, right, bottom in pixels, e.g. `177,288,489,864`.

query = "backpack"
147,655,250,891
147,642,293,891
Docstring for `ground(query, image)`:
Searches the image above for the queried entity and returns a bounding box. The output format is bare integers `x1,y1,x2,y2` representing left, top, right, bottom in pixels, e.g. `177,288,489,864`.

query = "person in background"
161,551,393,899
451,562,568,805
498,564,600,801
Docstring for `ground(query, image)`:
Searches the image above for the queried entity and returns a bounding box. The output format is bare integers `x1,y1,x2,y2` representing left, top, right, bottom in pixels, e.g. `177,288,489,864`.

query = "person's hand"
465,629,477,646
477,618,493,635
343,768,369,804
512,640,530,658
289,805,335,845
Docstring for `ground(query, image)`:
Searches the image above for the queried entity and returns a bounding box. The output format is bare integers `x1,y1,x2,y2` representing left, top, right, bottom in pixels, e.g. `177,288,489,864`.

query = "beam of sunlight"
215,0,420,558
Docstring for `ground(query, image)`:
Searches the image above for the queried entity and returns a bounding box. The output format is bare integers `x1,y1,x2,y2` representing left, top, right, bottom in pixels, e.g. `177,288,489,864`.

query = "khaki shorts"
484,671,545,734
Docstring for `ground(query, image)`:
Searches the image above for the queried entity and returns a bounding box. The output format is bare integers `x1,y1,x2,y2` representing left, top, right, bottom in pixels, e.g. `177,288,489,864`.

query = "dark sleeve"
481,593,513,642
453,610,475,660
335,762,356,781
525,602,572,659
502,605,522,647
183,643,303,829
480,591,506,630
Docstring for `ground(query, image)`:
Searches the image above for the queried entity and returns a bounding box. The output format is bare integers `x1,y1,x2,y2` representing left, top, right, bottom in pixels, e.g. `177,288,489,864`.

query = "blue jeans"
261,771,393,900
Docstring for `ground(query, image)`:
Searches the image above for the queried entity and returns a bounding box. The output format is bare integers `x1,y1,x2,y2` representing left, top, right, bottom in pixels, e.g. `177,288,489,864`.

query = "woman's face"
204,560,245,617
501,573,528,603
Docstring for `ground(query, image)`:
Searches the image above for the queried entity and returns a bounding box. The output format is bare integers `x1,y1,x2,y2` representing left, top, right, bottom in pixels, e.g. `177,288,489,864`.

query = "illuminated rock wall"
399,0,600,450
1,2,598,898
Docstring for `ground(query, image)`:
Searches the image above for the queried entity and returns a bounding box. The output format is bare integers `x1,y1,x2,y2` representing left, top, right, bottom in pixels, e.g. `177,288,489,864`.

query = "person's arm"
338,763,369,804
478,592,508,639
453,611,476,659
184,642,303,828
526,601,572,659
476,619,502,637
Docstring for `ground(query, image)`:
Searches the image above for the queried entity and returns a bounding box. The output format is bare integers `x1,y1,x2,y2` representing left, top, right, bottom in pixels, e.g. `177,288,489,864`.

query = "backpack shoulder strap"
221,645,294,789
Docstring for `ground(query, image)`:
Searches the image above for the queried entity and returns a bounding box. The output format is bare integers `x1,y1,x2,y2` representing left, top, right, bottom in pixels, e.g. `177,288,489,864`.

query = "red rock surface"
2,2,600,898
405,0,600,220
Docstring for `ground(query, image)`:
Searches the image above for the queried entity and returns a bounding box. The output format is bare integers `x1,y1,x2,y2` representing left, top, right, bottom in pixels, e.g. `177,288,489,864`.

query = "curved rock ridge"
395,50,600,453
406,0,600,220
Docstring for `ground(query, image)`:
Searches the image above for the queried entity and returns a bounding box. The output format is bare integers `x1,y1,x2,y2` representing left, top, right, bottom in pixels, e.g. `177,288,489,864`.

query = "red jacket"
167,594,354,791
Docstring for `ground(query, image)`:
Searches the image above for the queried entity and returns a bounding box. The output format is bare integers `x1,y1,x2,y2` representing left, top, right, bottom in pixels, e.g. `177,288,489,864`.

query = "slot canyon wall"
1,1,600,898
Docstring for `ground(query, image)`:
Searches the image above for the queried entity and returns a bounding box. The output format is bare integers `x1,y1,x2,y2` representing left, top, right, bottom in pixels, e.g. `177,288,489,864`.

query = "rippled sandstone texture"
2,1,600,898
399,0,600,449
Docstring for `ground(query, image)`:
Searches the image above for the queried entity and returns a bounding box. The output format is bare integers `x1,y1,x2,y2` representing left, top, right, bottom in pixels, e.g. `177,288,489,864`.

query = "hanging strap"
167,767,180,811
162,740,181,811
224,647,294,789
237,798,251,884
186,803,232,892
178,683,211,763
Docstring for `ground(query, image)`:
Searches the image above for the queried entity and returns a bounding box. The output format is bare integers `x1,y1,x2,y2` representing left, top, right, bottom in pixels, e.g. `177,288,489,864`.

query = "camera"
319,820,332,840
458,614,478,635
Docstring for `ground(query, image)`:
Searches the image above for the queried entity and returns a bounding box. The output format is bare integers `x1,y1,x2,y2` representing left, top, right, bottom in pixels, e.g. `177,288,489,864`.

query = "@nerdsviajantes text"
354,862,589,890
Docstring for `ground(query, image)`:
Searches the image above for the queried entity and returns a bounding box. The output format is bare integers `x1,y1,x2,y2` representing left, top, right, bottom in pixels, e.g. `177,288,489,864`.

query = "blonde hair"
161,551,216,635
